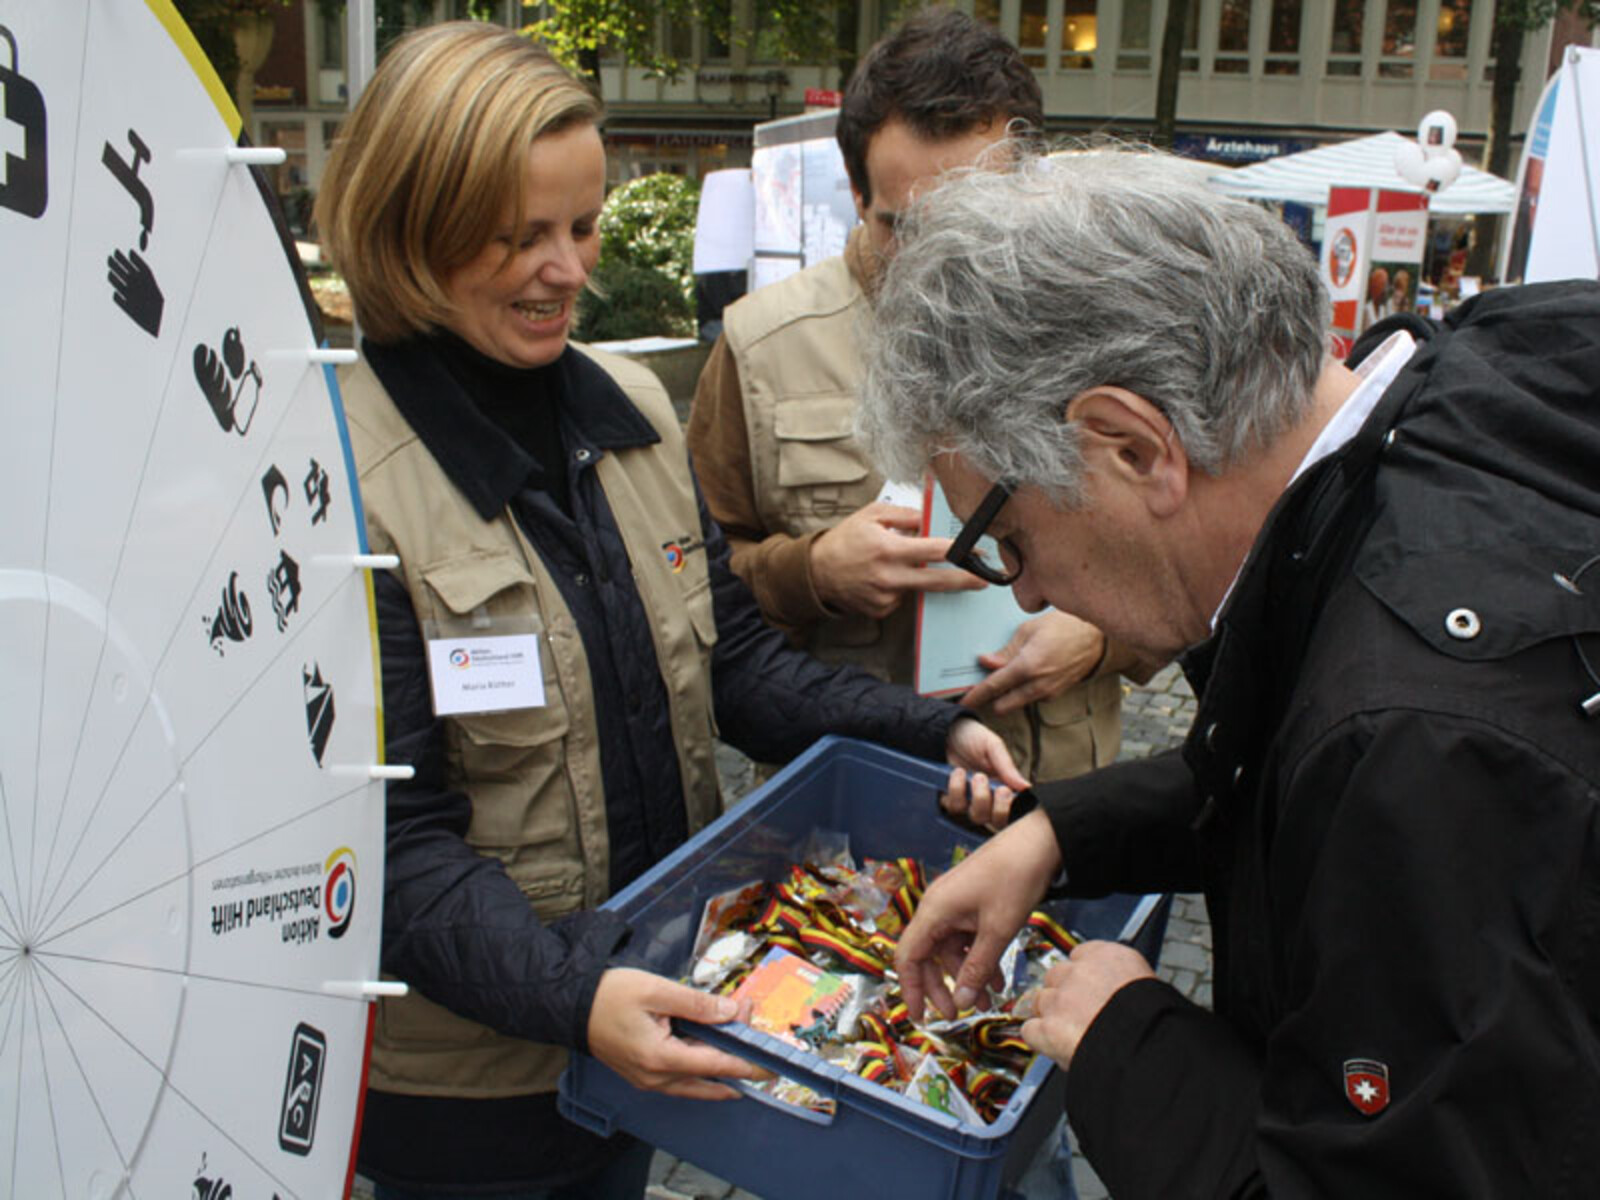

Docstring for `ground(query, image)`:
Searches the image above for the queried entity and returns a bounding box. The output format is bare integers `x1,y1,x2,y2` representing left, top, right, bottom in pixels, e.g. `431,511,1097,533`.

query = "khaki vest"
342,346,722,1098
723,241,1122,781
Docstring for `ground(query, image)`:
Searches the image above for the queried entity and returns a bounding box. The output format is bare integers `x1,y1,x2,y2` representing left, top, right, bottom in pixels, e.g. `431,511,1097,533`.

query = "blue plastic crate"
559,736,1168,1200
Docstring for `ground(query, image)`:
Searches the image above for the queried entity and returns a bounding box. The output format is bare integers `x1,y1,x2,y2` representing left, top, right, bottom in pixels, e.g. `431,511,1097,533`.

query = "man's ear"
1065,387,1188,517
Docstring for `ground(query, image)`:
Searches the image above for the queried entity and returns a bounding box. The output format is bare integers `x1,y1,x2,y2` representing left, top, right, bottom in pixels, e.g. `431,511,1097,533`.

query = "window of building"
1019,0,1048,69
1215,0,1250,73
704,0,731,61
1182,0,1200,74
1379,0,1417,78
1430,0,1472,79
1327,0,1364,75
1264,0,1302,75
1060,0,1097,69
1118,0,1152,70
974,0,1002,29
665,15,693,62
319,5,342,69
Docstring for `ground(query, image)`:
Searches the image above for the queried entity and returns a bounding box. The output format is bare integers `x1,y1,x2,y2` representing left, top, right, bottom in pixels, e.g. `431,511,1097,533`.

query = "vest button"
574,572,589,587
574,447,592,463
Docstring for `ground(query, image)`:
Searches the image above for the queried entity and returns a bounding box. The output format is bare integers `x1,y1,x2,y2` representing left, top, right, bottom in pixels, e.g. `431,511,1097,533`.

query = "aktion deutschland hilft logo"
323,846,356,940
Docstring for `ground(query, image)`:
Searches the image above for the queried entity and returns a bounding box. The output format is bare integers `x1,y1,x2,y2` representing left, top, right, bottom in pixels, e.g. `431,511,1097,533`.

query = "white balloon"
1394,140,1430,186
1418,109,1459,156
1423,148,1463,193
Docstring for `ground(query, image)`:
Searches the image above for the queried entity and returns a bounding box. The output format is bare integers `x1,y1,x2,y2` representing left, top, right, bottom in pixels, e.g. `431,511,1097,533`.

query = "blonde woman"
315,22,1026,1199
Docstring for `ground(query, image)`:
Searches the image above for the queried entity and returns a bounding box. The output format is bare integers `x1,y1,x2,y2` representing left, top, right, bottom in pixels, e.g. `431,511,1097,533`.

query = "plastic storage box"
559,736,1168,1200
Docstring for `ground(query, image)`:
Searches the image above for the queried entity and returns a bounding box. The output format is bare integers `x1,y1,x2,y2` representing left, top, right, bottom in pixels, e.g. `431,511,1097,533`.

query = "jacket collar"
844,223,883,301
362,336,661,521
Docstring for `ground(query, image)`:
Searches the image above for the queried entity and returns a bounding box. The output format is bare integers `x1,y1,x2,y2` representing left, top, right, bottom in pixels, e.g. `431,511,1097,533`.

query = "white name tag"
426,633,546,716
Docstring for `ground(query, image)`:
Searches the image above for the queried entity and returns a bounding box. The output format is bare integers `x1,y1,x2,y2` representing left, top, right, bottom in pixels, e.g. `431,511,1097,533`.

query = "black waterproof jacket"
1037,282,1600,1199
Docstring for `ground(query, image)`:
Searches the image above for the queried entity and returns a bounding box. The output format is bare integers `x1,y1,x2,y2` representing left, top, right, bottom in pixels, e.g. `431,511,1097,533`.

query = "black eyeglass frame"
944,480,1021,585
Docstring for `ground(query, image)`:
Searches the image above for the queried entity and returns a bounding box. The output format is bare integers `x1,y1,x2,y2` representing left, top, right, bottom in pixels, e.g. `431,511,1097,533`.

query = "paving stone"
666,1159,739,1198
1160,938,1213,975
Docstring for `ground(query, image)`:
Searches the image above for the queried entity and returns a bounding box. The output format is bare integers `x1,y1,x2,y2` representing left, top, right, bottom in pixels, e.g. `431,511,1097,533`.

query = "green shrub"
576,260,696,342
582,172,700,340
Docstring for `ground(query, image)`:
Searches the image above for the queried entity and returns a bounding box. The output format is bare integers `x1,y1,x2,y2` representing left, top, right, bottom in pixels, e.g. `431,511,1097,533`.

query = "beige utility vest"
342,346,721,1098
724,247,1121,782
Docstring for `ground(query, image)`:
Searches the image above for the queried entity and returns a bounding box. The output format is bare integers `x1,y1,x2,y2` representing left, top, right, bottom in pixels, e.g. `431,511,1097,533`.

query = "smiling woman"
309,20,1031,1200
441,122,605,369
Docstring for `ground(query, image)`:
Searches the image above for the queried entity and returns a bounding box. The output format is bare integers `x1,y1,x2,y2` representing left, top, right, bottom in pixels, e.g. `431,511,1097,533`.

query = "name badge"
426,634,546,716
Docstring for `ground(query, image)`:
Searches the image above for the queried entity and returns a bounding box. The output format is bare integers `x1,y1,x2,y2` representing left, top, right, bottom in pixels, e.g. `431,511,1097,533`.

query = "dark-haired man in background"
689,7,1142,805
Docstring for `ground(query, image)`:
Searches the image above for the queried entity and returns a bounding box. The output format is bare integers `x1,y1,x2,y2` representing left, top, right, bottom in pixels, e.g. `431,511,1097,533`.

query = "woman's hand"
944,716,1029,828
586,968,770,1100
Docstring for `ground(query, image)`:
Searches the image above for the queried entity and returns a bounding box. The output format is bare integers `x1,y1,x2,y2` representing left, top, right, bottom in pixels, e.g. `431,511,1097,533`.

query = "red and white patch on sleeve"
1343,1058,1391,1116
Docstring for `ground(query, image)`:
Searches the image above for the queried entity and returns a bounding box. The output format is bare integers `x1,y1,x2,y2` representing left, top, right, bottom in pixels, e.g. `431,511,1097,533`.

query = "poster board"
1322,186,1429,358
749,109,858,294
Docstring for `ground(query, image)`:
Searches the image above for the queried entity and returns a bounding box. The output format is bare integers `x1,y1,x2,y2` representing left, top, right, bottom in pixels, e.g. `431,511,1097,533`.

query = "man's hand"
1020,941,1156,1068
894,809,1062,1021
587,968,771,1100
810,502,986,620
961,611,1108,715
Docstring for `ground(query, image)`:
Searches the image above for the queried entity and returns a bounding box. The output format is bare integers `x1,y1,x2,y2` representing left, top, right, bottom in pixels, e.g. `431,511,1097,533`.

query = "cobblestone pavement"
353,666,1203,1200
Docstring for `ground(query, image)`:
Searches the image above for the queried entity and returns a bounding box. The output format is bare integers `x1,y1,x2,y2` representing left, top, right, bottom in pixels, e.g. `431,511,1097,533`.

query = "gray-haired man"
865,149,1600,1197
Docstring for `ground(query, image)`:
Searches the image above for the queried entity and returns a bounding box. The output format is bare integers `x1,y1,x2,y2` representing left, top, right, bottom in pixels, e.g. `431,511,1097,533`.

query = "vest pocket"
774,395,875,518
682,576,719,649
453,704,574,849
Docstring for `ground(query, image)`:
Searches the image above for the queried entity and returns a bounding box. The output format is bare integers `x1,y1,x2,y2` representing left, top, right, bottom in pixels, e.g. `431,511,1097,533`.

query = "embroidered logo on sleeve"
1343,1058,1391,1116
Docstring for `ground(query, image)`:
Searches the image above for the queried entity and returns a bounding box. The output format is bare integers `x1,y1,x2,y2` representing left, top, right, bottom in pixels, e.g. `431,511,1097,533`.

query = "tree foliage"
525,0,846,80
171,0,293,94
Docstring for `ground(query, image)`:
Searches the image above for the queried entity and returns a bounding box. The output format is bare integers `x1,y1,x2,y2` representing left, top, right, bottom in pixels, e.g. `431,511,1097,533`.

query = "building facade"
244,0,1594,227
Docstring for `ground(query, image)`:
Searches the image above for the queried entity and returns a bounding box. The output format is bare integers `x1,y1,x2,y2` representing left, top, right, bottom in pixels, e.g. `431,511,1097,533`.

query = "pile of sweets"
684,829,1080,1124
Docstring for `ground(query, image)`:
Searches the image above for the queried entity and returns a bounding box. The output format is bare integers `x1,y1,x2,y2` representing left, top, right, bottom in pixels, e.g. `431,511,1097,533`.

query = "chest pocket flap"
419,549,534,617
775,395,870,489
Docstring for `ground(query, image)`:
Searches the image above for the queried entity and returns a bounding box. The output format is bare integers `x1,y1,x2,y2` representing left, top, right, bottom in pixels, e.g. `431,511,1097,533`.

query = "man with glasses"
861,147,1600,1198
688,10,1141,809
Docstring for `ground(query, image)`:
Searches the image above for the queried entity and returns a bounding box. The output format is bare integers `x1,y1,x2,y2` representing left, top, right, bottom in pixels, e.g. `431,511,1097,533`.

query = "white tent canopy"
1207,131,1517,215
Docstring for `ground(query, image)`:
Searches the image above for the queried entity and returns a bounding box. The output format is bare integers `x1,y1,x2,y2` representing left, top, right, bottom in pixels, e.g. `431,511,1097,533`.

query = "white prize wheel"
0,3,389,1198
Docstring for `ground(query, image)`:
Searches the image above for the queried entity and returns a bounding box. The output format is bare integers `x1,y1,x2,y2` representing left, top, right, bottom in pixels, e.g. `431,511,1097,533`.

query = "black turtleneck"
430,329,570,512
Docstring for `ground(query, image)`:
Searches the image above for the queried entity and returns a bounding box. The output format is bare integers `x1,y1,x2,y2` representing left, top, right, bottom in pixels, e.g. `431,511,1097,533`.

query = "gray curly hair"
858,145,1331,504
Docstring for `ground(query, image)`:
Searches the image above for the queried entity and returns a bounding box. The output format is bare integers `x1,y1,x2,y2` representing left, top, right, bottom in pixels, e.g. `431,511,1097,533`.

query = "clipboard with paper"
878,478,1030,697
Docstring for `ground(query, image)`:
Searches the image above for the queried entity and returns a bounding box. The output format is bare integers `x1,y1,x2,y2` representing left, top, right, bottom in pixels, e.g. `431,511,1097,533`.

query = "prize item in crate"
685,829,1079,1126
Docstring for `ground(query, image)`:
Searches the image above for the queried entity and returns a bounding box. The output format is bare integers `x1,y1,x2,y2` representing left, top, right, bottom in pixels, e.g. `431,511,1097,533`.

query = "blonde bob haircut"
314,21,603,344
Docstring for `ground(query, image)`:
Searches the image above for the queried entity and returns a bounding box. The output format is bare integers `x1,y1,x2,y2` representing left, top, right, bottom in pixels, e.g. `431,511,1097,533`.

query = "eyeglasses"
945,480,1023,586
